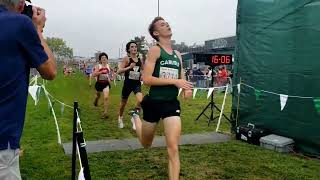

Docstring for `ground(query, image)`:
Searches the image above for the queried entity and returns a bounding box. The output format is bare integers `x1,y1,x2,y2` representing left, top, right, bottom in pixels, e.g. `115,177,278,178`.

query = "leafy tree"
130,36,149,59
46,37,73,60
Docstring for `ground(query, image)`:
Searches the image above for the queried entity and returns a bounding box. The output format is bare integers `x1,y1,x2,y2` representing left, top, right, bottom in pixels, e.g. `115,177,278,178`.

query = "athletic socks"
131,117,136,130
118,116,124,129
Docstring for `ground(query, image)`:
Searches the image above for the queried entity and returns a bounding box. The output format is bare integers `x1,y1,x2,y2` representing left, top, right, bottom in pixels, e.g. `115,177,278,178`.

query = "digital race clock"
211,54,232,65
193,53,233,67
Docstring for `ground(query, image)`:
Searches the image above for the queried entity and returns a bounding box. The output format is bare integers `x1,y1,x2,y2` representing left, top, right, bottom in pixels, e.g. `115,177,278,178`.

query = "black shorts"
95,82,111,92
121,83,142,99
141,95,181,123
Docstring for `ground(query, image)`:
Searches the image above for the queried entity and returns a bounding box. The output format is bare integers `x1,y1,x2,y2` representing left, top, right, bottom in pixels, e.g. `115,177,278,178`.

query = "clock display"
211,54,232,65
193,53,233,67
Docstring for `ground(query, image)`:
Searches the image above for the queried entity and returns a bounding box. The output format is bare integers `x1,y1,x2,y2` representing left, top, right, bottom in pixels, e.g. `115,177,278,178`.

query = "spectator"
218,66,228,86
185,67,191,81
0,1,56,179
206,67,212,87
193,68,204,87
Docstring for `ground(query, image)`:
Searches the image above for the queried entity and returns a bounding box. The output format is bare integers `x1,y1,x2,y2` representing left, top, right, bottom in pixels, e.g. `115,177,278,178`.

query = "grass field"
20,71,320,179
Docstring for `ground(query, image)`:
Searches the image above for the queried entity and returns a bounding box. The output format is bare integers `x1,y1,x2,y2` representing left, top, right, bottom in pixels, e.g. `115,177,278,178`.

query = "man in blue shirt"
0,0,56,179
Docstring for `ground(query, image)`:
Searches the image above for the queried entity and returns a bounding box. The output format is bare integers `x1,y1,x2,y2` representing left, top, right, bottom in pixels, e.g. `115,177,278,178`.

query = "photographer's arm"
33,7,56,80
37,31,57,80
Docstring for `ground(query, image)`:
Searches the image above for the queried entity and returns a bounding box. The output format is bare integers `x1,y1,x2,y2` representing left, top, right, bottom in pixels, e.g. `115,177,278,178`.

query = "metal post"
71,102,78,180
158,0,160,16
76,132,91,180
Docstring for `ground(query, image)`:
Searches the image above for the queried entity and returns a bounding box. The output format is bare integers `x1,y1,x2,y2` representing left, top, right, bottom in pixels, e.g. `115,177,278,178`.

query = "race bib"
129,66,140,80
129,71,140,80
99,74,109,81
159,67,179,79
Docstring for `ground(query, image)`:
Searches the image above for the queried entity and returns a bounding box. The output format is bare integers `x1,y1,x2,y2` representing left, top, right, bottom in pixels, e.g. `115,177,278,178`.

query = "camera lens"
22,5,33,19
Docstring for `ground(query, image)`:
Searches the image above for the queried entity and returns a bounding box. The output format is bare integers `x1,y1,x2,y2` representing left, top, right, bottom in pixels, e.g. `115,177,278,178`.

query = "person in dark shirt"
0,0,56,179
116,41,143,129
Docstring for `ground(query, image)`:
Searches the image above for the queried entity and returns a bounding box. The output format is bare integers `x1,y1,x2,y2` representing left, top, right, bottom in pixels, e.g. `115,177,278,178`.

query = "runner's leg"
163,116,181,180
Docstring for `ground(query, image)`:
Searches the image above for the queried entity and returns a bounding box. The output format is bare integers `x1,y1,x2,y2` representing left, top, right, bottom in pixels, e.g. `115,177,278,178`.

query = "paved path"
63,132,231,155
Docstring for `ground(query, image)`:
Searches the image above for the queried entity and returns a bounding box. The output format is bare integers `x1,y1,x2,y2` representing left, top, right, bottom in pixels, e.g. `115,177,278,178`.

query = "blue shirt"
85,64,94,74
0,6,48,150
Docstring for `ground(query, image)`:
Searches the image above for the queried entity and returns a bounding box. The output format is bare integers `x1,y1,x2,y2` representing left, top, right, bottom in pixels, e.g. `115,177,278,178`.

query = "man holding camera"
0,0,56,179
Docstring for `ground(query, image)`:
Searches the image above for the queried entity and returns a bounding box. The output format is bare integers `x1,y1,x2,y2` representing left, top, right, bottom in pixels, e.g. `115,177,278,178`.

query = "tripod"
195,72,230,126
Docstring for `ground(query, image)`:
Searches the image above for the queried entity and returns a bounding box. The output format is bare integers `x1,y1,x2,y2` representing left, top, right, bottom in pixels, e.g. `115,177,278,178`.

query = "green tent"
232,0,320,156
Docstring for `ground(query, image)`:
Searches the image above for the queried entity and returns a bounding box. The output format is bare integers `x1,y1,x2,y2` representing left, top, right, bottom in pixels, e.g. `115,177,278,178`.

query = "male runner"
117,41,143,129
130,17,193,180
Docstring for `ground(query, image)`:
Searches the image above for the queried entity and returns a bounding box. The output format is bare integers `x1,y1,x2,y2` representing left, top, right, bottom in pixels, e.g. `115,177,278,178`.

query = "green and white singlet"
149,46,181,101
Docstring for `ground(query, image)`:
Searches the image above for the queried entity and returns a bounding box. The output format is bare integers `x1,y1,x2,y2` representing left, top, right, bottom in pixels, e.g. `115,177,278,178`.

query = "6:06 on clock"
211,54,232,65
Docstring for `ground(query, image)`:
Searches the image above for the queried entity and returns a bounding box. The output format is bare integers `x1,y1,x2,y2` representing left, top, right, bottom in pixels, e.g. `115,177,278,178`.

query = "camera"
22,0,45,30
22,0,33,19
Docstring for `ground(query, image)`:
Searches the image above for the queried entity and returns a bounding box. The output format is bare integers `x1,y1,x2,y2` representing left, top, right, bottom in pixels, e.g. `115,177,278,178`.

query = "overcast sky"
32,0,237,58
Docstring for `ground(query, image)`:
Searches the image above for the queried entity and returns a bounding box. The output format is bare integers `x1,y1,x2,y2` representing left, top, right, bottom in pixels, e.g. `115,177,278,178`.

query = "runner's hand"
129,63,136,69
174,79,193,90
96,71,103,75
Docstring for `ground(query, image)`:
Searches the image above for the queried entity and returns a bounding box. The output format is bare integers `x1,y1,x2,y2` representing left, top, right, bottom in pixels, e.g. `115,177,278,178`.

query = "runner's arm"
175,50,193,98
174,50,186,80
107,65,112,82
92,65,101,77
140,56,145,71
117,57,131,74
139,57,144,81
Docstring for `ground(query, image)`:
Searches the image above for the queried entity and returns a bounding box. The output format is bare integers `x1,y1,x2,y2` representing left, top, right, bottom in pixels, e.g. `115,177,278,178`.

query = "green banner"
233,0,320,156
314,98,320,114
255,89,262,100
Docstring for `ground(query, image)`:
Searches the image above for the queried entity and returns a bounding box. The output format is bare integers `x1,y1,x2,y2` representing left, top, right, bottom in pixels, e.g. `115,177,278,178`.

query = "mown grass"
20,71,320,179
